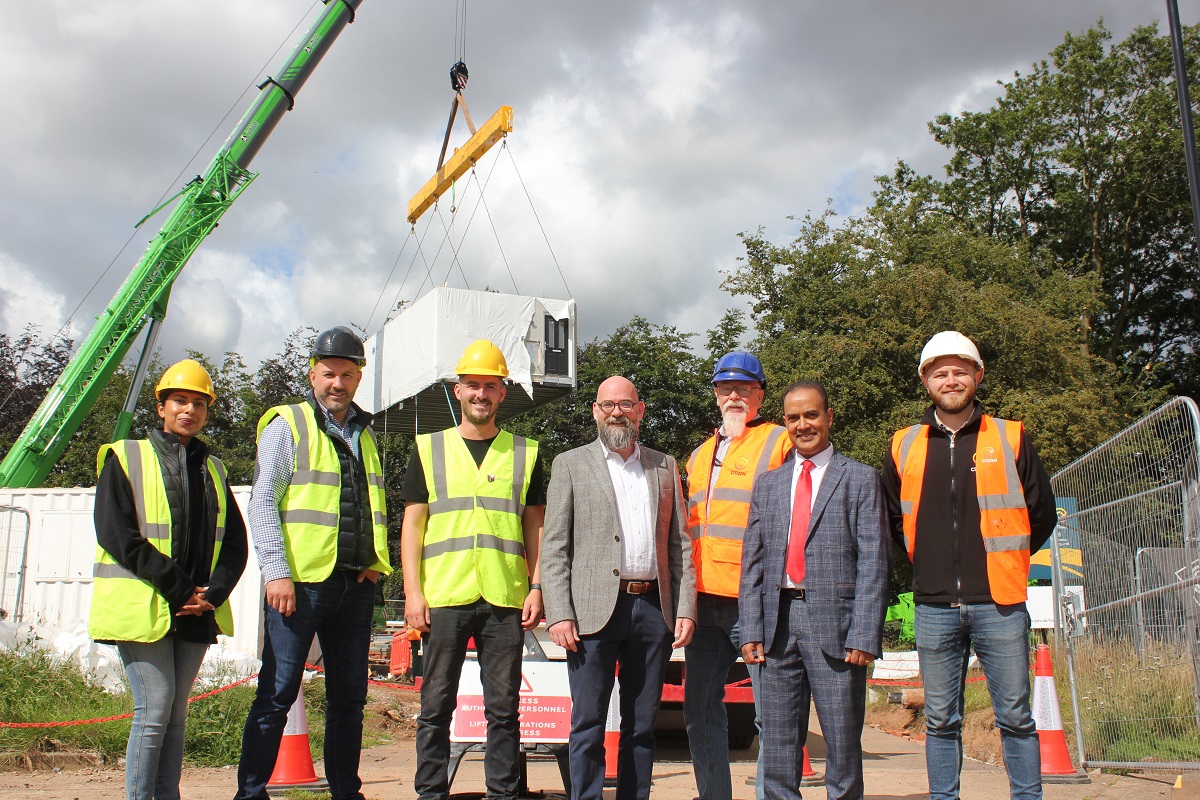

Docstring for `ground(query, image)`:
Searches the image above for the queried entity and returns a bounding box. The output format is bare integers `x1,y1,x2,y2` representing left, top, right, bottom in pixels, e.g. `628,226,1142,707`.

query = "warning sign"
451,660,573,744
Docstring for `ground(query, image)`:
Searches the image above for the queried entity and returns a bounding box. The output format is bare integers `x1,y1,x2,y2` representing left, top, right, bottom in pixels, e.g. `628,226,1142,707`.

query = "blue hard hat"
711,351,766,387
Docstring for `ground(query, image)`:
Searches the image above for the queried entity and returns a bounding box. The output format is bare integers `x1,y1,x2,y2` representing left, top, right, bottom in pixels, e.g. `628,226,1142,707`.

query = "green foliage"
0,324,74,456
507,314,746,470
927,21,1200,397
0,644,131,763
0,644,333,768
725,206,1161,477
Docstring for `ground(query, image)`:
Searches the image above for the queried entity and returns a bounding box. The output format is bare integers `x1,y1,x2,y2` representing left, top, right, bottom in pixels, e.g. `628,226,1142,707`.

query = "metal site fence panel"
0,505,30,623
1051,396,1200,771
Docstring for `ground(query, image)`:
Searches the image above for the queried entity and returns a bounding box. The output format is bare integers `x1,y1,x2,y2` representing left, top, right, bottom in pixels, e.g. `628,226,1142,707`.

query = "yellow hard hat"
155,359,215,403
455,339,508,378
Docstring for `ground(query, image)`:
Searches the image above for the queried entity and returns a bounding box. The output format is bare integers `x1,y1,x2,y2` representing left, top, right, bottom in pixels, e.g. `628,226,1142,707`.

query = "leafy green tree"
927,21,1200,396
507,316,718,469
0,324,74,455
725,206,1166,478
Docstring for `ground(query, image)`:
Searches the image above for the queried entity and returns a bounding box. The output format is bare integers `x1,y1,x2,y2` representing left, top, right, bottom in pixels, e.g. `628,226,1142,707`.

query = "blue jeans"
118,637,209,800
915,602,1041,800
567,592,673,800
235,572,375,800
683,594,764,800
415,601,524,800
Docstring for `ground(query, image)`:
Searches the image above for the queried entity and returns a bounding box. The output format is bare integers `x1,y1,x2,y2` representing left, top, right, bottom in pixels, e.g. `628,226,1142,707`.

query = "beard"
463,399,496,426
721,402,749,438
315,387,351,415
930,386,975,415
598,416,639,451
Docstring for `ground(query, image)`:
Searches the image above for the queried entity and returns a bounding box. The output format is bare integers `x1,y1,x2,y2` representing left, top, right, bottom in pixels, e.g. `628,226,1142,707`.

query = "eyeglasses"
595,399,638,413
715,382,758,397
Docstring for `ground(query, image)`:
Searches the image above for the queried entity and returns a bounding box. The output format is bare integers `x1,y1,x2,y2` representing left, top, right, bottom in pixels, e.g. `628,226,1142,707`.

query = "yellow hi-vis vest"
257,403,391,582
416,429,537,609
88,439,233,642
686,423,791,597
891,415,1032,605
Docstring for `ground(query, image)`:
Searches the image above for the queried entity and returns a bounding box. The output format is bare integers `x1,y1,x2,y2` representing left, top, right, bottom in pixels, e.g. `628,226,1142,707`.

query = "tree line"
1,22,1196,596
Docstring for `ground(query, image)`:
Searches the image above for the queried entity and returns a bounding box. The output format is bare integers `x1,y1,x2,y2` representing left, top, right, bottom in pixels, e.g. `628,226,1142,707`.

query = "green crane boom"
0,0,365,488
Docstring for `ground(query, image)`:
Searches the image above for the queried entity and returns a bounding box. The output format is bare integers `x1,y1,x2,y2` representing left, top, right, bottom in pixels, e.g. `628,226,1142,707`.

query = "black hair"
780,380,829,410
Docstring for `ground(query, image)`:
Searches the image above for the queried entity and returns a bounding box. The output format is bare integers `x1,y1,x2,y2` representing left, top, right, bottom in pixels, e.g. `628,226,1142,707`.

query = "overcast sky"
3,1,1198,369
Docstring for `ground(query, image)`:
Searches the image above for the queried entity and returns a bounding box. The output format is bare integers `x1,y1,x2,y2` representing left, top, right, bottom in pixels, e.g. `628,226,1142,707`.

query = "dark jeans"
566,592,672,800
683,593,764,800
235,572,375,800
415,600,524,800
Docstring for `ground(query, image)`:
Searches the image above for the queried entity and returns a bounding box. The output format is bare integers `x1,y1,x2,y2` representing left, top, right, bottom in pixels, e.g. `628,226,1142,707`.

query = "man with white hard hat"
882,331,1057,800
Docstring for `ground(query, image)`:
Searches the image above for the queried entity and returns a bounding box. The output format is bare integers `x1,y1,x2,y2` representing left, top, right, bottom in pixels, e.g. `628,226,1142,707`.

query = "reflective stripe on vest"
416,428,536,609
686,423,791,597
890,415,1032,605
257,403,390,582
88,439,233,642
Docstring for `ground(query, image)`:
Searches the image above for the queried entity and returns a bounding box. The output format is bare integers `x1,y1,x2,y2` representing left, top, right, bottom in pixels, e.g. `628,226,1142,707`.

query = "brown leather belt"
619,579,657,595
781,587,806,600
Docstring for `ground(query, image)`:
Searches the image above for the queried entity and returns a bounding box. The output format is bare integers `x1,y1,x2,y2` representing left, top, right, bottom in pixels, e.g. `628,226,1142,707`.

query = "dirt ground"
0,686,1187,800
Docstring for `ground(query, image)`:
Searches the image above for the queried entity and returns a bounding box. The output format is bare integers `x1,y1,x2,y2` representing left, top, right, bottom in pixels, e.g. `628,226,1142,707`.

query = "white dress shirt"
783,444,834,589
601,442,657,580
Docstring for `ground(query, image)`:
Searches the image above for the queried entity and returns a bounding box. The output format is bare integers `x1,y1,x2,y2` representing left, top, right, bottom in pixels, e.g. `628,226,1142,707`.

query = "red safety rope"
0,672,259,728
867,675,988,688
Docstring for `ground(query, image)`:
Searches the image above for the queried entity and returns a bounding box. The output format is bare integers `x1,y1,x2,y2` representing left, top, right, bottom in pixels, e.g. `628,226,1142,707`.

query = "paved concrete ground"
0,721,1185,799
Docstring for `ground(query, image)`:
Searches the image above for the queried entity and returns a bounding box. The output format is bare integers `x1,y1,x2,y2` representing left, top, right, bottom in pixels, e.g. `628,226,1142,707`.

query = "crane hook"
450,60,469,93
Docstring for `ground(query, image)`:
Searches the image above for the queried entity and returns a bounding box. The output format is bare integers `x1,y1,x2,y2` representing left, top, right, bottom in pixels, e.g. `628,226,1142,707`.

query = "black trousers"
414,600,524,800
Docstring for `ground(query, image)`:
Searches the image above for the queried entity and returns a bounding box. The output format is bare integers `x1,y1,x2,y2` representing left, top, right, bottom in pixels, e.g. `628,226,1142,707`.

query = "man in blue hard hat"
684,351,791,800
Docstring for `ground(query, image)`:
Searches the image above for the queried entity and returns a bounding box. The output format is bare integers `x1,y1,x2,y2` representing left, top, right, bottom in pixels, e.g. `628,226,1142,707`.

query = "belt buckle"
625,580,651,594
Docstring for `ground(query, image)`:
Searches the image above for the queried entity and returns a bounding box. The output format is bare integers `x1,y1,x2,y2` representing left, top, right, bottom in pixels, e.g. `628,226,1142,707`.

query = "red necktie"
786,460,814,583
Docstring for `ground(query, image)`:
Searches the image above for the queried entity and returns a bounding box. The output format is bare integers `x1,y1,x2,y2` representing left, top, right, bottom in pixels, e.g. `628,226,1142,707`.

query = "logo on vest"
487,474,496,482
729,456,750,475
975,446,999,465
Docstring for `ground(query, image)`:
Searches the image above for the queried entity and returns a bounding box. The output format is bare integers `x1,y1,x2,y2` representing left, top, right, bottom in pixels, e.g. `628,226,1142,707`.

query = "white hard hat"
919,331,984,376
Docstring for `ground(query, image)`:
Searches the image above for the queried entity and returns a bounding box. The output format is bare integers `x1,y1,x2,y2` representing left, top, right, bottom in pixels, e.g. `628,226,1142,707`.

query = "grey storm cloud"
1,0,1197,367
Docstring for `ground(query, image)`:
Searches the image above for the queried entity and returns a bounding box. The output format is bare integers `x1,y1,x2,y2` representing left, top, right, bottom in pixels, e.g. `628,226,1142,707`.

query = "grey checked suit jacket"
541,439,697,636
739,449,891,658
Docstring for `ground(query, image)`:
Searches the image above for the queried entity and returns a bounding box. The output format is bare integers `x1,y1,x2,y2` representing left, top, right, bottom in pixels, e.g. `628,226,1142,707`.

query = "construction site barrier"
1051,397,1200,772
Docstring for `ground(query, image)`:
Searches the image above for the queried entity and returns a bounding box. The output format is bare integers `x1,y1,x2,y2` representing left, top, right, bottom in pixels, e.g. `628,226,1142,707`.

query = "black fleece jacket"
94,429,247,643
881,402,1057,605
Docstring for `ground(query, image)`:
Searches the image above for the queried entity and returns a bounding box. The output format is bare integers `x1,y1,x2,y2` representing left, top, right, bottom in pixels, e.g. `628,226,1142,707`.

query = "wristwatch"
529,583,542,591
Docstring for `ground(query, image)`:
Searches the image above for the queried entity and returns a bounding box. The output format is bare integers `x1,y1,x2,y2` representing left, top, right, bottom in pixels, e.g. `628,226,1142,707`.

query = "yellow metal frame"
407,105,513,223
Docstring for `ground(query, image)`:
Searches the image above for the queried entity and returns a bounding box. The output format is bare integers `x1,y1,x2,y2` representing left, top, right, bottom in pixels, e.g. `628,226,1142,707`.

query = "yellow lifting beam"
407,105,513,224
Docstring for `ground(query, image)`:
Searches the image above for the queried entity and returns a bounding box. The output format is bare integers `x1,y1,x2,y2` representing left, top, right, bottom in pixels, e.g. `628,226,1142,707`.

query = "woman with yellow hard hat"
88,359,247,800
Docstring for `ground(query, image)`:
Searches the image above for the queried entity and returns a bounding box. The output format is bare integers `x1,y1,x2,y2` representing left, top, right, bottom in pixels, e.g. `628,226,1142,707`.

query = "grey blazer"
739,449,891,658
541,439,697,635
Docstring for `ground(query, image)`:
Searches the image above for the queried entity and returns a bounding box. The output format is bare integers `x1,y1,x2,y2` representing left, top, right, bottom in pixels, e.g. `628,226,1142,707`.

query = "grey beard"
721,407,748,438
598,419,638,451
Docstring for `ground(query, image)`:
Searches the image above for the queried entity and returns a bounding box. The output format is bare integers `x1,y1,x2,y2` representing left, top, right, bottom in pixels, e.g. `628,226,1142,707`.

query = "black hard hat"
311,326,366,367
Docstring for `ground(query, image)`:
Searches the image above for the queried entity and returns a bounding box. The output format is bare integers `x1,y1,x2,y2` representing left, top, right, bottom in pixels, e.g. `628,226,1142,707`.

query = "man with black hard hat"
235,326,392,800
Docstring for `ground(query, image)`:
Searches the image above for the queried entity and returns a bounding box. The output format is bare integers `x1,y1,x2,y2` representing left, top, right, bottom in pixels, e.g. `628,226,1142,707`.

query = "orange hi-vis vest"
891,415,1032,605
687,422,791,597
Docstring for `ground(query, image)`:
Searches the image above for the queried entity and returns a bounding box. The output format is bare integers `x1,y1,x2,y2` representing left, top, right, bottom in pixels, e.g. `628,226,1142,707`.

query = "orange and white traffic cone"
603,682,620,787
268,689,328,791
1032,643,1089,784
800,744,823,787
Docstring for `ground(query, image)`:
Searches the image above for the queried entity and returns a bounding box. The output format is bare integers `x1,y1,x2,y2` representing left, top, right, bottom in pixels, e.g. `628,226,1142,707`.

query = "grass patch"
1063,638,1200,764
0,645,132,765
0,643,337,769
